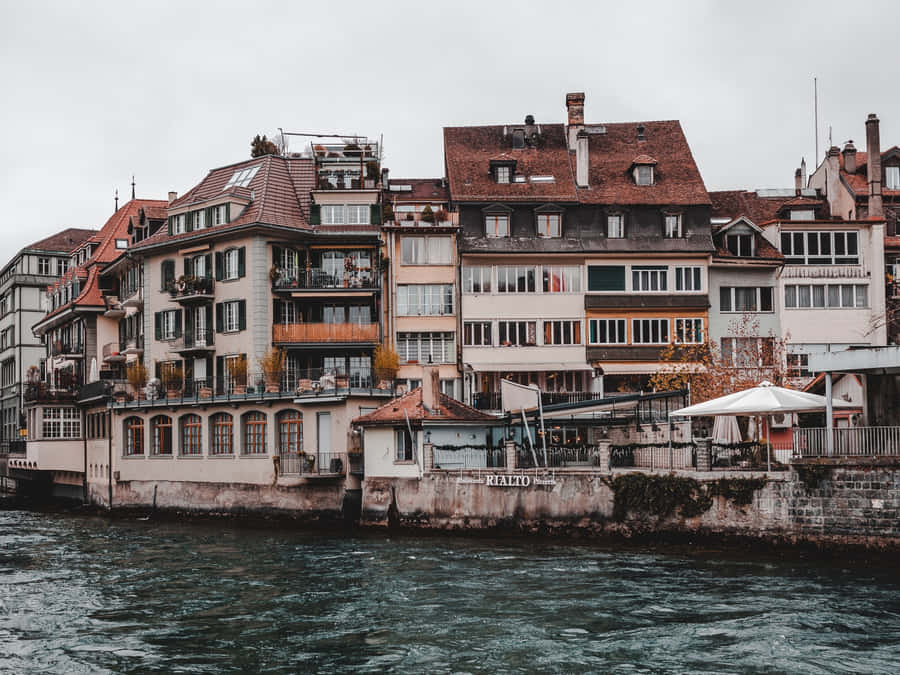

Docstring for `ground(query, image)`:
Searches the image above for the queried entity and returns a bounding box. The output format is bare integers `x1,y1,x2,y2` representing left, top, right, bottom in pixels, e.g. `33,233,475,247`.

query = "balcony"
169,276,214,304
273,322,378,345
51,342,84,358
279,451,347,477
472,391,598,412
24,382,77,403
122,335,144,355
171,328,215,355
794,426,900,458
103,295,125,318
272,268,379,293
120,287,143,309
102,342,126,363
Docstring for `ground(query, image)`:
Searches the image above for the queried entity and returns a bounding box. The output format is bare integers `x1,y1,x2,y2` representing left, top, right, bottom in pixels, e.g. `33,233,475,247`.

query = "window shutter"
237,247,246,277
174,310,182,338
167,216,173,236
205,304,213,339
184,257,191,277
238,300,246,331
154,312,162,340
370,204,380,225
309,204,321,225
215,303,223,333
225,203,230,223
273,299,282,325
185,212,193,233
206,207,213,227
215,252,223,281
273,246,282,267
204,254,212,276
215,356,224,394
155,361,161,379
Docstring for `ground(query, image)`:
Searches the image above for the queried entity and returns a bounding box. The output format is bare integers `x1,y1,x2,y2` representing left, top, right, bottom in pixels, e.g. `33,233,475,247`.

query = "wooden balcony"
272,322,378,344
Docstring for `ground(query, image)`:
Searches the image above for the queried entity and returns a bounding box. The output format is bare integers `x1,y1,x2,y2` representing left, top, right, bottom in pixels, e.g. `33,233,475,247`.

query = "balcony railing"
122,335,144,354
279,451,347,477
102,342,126,362
273,323,378,344
171,328,214,354
794,426,900,458
169,276,214,302
272,268,379,291
24,382,77,403
121,287,143,309
51,342,83,357
473,391,597,411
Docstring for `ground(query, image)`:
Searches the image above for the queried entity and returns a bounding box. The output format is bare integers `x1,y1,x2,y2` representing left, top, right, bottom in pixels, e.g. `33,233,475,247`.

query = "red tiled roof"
713,233,783,261
387,178,449,203
839,148,900,198
24,228,98,254
631,154,658,165
353,387,497,426
709,190,822,225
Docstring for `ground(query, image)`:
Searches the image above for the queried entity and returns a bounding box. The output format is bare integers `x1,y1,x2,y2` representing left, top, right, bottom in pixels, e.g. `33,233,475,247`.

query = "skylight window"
529,175,555,183
224,165,260,190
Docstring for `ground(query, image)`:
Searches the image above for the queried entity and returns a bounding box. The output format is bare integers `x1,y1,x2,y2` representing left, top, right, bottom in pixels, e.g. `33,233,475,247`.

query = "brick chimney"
566,92,585,150
866,114,884,219
794,168,802,194
422,363,440,413
825,148,840,216
168,191,177,204
576,130,589,187
842,140,857,174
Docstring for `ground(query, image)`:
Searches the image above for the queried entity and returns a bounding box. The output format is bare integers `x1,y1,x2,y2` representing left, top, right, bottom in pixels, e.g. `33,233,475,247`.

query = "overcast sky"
2,0,899,253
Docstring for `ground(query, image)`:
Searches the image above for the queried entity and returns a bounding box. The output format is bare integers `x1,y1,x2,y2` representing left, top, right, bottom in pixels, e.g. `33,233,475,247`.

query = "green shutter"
184,257,191,277
273,299,282,324
587,265,626,292
204,254,212,277
154,312,162,340
225,203,231,223
205,305,213,341
370,204,381,225
167,216,173,236
174,310,182,338
238,300,246,331
185,212,194,233
215,355,224,394
309,204,321,225
273,246,282,267
214,252,223,281
215,303,223,333
237,247,246,278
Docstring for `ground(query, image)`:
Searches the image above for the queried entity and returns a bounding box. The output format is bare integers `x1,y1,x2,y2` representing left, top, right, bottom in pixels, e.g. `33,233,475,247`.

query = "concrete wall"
707,266,780,346
363,426,421,479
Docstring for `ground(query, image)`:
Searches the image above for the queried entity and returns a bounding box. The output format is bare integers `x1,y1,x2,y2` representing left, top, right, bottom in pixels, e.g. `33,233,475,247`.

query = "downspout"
107,408,113,508
82,409,87,504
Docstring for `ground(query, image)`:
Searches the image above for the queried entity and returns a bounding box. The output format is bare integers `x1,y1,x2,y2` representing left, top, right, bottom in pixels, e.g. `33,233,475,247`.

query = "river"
1,509,899,674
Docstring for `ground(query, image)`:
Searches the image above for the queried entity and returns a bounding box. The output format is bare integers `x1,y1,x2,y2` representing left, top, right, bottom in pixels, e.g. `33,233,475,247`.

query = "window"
462,266,492,294
542,266,581,293
495,166,510,184
224,165,260,189
277,410,302,456
887,166,900,190
632,266,668,292
56,259,68,276
587,265,626,291
321,205,344,224
784,284,868,309
397,285,454,316
193,210,205,229
243,411,267,455
181,414,202,455
224,249,240,280
397,332,456,364
664,214,682,238
321,204,370,225
485,214,509,238
781,231,859,265
172,214,186,234
214,205,227,225
346,205,369,224
191,254,207,278
722,337,775,367
0,296,7,317
790,210,815,221
464,322,492,346
635,165,653,185
151,415,173,456
632,319,669,344
720,287,774,313
115,239,128,249
787,354,811,378
496,266,536,293
725,234,754,257
223,301,241,332
38,257,50,275
498,320,536,346
160,310,178,340
537,213,561,238
210,413,233,455
607,215,624,238
674,318,704,344
396,428,416,462
674,267,702,291
543,320,582,345
124,416,143,455
589,318,627,344
161,259,175,290
401,236,452,264
40,407,80,439
0,358,13,384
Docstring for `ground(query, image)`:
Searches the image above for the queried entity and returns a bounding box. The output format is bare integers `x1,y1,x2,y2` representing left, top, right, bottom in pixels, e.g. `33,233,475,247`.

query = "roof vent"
637,125,645,140
512,129,525,149
524,114,535,125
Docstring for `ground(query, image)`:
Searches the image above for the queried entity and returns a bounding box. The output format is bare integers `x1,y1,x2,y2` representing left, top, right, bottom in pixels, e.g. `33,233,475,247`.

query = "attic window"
115,239,128,249
635,165,653,186
886,166,900,190
725,234,754,257
496,166,510,184
789,210,815,221
529,175,555,183
224,165,260,190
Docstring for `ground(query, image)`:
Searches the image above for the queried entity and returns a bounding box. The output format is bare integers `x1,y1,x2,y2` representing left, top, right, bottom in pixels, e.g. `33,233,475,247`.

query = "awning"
469,362,594,372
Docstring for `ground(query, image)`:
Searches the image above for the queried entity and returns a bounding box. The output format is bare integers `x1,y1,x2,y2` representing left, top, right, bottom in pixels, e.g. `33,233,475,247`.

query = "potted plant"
382,203,394,224
373,344,399,388
421,205,435,224
126,361,148,400
229,356,248,395
269,266,281,285
434,207,450,224
259,347,286,393
161,363,183,398
302,452,316,473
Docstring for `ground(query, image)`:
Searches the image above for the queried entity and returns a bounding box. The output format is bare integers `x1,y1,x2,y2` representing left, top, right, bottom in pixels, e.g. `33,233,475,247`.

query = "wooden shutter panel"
204,254,212,276
273,299,282,325
167,216,173,236
185,212,193,233
184,257,191,277
238,300,246,331
174,310,182,338
273,246,282,267
214,252,223,281
215,355,224,394
215,303,223,333
370,204,380,225
237,247,246,278
205,305,213,341
154,312,162,340
225,203,230,223
206,207,213,228
309,204,321,225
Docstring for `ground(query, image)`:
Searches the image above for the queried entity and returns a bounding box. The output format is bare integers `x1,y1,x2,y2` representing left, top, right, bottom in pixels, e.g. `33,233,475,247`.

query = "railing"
517,444,606,469
473,391,624,411
172,328,214,352
169,275,214,300
432,445,506,470
279,451,347,476
348,452,363,475
24,383,78,402
794,426,900,458
7,440,25,455
103,342,125,361
51,342,83,356
272,268,379,291
609,441,786,471
122,335,144,353
273,323,378,344
77,380,111,402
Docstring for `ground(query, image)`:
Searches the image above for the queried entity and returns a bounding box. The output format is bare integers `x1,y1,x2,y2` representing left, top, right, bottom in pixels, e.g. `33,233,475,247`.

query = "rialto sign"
483,474,556,487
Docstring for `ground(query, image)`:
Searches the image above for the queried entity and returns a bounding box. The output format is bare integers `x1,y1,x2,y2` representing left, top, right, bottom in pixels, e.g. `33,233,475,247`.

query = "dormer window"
537,213,561,238
664,214,682,238
726,234,754,257
193,210,205,229
172,214,186,234
214,205,228,226
224,165,259,190
486,214,510,238
491,160,516,184
636,165,653,186
496,166,510,184
607,215,624,238
886,166,900,190
789,210,815,221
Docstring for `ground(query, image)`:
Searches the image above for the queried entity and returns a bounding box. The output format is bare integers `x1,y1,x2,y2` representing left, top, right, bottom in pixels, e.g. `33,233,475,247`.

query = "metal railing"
272,268,379,291
168,275,214,300
103,342,125,361
51,342,83,356
172,328,215,352
794,426,900,457
279,451,347,476
432,445,506,470
273,323,379,344
516,445,606,469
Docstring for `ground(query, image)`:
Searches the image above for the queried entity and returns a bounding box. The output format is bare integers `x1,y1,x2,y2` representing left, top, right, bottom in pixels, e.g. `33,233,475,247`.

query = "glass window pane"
855,285,867,307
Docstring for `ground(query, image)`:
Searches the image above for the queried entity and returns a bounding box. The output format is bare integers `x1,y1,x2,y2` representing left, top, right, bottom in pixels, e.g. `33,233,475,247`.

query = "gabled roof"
25,228,98,254
353,387,498,426
709,190,823,226
839,148,900,199
386,178,449,203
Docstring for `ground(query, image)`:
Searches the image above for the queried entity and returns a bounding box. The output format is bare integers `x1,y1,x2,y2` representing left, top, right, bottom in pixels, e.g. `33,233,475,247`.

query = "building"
382,177,461,398
445,92,714,408
0,228,96,453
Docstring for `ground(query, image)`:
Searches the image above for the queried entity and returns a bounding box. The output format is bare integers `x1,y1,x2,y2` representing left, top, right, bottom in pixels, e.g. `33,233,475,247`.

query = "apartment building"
446,92,714,408
0,228,96,452
382,178,461,398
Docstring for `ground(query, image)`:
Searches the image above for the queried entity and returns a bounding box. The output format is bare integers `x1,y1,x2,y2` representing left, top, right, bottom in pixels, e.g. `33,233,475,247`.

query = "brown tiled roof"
840,148,900,198
132,154,316,251
24,228,98,254
709,190,822,225
631,154,658,165
353,387,497,426
387,178,449,203
713,233,783,261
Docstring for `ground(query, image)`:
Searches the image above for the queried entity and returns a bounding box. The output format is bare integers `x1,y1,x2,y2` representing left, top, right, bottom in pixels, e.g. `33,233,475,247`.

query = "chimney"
800,157,807,186
794,168,802,194
421,363,440,412
566,92,585,149
168,191,178,204
842,140,857,174
576,130,589,188
381,167,389,188
866,113,884,218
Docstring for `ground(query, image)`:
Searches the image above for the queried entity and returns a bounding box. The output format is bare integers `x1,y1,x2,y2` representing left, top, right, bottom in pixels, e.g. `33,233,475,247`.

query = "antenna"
131,175,136,200
814,76,819,162
114,188,119,212
828,125,832,148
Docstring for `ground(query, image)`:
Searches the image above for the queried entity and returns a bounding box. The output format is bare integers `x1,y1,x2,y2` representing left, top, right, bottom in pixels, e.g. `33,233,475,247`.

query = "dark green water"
1,509,899,674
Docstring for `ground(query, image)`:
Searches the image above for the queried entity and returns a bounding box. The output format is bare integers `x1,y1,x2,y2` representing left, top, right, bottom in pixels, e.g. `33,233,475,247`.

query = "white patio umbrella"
89,357,98,383
712,415,742,444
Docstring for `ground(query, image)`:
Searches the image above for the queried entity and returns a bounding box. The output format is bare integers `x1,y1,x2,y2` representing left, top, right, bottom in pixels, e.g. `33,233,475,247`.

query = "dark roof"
712,232,783,262
24,228,98,254
709,190,823,225
444,120,710,206
387,179,449,203
353,387,497,426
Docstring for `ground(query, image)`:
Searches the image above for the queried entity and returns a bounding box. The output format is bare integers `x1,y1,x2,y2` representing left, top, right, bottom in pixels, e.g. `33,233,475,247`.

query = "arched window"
210,413,233,455
242,411,267,455
180,414,202,456
124,416,144,456
277,410,302,455
151,415,172,455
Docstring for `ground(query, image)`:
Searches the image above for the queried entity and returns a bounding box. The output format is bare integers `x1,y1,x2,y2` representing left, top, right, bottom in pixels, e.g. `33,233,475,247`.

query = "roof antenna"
813,76,819,161
131,175,136,200
114,188,119,212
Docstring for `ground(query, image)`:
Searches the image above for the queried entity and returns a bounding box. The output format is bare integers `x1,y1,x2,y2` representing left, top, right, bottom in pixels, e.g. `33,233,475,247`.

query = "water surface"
1,509,898,673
